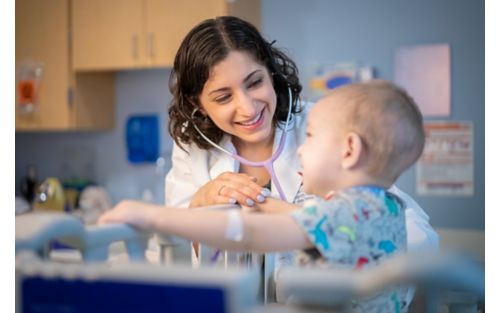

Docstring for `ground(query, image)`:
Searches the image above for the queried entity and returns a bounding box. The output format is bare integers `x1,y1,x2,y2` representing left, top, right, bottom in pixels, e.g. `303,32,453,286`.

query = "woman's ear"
199,108,208,116
341,132,363,169
190,96,207,116
195,105,208,117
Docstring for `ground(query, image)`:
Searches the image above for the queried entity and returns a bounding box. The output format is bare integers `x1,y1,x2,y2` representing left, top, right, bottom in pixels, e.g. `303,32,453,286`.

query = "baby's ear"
341,132,363,169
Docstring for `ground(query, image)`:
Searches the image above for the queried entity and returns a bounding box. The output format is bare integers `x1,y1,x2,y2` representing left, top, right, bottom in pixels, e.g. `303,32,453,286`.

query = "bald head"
318,80,425,183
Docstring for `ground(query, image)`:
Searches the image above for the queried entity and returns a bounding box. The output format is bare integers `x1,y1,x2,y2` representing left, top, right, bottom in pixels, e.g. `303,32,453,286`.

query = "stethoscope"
191,87,293,201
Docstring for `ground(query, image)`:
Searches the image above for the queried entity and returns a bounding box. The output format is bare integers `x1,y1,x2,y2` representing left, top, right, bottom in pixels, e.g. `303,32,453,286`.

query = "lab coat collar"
189,135,238,186
207,136,239,179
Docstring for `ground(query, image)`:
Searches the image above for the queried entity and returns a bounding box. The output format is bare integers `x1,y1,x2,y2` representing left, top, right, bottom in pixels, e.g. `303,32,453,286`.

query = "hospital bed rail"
15,212,485,313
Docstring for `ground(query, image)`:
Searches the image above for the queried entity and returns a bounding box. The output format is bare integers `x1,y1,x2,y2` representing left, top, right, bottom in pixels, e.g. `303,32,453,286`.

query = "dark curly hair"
168,16,302,150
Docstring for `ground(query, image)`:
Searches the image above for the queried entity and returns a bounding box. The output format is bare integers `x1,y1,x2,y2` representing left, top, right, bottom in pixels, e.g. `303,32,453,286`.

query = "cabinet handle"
148,32,155,59
131,34,138,59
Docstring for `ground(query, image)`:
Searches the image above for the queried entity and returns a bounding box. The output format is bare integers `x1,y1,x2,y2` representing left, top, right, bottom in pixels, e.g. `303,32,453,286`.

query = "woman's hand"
189,172,270,208
98,200,160,230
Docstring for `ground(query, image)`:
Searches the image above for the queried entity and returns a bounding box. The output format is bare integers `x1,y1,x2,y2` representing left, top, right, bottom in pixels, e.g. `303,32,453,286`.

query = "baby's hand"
252,197,300,214
98,200,159,230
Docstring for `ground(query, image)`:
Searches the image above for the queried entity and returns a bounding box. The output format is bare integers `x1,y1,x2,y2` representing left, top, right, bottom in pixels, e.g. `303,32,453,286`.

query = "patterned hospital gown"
290,185,408,313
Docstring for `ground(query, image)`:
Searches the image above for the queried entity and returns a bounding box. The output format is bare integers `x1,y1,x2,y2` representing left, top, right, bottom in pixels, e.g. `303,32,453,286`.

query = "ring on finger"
218,185,226,196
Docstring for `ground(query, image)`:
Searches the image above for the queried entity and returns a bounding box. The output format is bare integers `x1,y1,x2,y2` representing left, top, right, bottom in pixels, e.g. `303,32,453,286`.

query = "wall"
261,0,485,231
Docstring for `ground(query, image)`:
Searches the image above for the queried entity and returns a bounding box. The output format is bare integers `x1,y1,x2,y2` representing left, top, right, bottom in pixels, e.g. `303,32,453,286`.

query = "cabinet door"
15,0,71,130
145,0,227,67
72,0,145,70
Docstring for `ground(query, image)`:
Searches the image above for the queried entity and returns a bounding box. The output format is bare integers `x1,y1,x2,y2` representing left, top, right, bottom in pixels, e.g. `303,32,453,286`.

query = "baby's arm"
98,200,312,253
250,197,300,214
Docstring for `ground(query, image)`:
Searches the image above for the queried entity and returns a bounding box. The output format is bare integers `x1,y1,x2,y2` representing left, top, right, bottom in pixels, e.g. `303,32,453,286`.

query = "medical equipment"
16,212,150,262
15,212,260,313
16,213,485,313
16,254,259,313
191,87,293,201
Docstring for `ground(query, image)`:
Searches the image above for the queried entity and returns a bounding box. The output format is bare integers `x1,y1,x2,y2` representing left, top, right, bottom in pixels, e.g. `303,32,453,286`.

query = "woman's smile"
235,108,265,130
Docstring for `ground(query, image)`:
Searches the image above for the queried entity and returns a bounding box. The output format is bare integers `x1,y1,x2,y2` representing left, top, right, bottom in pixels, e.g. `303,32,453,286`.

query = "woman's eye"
248,78,263,88
214,94,231,103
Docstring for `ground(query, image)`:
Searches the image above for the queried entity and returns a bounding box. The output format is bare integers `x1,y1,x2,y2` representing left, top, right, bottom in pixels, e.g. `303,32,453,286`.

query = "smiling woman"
166,16,303,208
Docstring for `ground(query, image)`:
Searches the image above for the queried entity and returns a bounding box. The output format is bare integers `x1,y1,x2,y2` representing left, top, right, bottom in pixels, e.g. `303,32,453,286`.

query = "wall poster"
394,43,451,117
416,121,474,196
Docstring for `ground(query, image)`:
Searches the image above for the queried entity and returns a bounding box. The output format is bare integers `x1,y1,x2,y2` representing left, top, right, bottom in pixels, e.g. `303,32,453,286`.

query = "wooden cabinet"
144,0,228,68
71,0,261,71
15,0,115,131
71,0,144,70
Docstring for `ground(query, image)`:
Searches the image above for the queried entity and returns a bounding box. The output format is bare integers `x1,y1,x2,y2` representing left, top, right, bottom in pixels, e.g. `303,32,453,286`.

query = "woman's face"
198,51,277,147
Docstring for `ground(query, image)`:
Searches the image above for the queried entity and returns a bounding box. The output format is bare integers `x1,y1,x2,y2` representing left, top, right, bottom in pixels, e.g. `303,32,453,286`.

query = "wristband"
225,209,243,241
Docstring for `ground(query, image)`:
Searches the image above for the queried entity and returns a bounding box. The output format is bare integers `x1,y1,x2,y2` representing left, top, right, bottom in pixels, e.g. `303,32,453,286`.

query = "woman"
166,16,303,209
164,17,307,289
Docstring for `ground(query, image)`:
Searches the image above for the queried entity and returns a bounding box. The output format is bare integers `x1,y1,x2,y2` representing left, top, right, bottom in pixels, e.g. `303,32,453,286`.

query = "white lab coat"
165,101,439,252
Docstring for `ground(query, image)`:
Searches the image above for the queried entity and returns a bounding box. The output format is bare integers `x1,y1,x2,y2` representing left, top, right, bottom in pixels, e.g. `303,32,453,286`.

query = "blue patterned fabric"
291,186,409,313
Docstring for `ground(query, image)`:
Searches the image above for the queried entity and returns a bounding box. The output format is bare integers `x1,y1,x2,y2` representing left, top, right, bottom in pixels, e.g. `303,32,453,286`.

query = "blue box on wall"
126,115,160,164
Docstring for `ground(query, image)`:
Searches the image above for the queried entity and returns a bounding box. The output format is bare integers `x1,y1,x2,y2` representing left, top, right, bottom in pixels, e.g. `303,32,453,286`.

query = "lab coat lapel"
272,123,303,203
188,135,236,186
208,136,238,179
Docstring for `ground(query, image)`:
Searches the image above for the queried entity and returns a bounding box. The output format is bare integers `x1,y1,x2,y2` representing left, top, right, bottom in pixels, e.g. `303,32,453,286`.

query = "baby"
99,79,425,312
